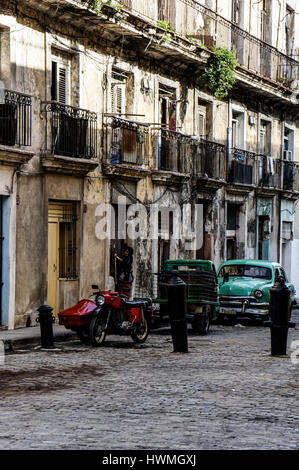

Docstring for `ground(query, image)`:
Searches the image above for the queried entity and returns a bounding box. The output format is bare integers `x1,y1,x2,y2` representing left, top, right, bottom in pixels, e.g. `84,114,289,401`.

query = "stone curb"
1,330,76,352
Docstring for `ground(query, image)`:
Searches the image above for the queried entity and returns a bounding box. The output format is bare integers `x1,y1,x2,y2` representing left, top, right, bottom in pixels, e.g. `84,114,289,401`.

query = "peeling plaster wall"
14,175,44,328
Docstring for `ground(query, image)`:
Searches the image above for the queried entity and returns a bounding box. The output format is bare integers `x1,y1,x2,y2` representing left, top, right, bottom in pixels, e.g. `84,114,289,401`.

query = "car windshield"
218,265,272,280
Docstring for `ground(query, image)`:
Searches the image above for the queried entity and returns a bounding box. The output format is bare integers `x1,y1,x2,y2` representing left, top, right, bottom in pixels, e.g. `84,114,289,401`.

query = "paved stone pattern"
0,314,299,450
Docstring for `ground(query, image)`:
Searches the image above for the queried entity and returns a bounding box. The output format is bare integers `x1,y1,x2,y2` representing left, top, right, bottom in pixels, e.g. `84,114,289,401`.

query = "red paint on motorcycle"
127,307,142,323
58,299,96,328
102,291,126,309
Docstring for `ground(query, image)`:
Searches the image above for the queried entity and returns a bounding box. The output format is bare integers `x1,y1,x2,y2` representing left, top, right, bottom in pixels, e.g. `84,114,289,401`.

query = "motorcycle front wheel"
89,314,106,347
131,316,149,344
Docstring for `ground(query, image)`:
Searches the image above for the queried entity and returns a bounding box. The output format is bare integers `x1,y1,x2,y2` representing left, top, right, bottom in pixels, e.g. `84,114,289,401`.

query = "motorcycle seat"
125,300,148,308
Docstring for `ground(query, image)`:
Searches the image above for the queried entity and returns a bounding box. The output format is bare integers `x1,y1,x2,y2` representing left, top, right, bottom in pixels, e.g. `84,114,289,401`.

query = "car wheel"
192,306,211,335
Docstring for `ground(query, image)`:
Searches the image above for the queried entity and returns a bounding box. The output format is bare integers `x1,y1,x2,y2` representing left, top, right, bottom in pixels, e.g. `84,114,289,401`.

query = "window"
51,50,71,104
48,202,78,279
111,70,127,115
196,99,209,138
159,85,176,130
158,209,174,239
285,6,295,56
232,0,240,24
259,120,271,155
232,111,244,149
158,0,175,27
0,27,10,86
283,127,294,160
261,0,267,42
218,265,272,280
59,219,77,279
227,203,238,230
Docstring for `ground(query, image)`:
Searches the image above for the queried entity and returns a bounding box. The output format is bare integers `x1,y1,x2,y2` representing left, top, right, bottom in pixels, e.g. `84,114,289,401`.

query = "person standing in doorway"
114,245,134,297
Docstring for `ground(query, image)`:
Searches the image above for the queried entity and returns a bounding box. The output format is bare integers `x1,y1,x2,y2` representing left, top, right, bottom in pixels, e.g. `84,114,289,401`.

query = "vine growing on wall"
157,20,175,43
202,47,237,99
83,0,123,15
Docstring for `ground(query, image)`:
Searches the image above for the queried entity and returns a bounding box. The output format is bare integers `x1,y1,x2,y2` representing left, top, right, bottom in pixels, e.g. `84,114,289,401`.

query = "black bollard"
37,305,55,349
166,274,188,353
264,276,296,356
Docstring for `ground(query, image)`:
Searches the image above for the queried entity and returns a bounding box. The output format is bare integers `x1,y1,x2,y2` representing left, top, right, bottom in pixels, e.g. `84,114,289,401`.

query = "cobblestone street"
0,314,298,450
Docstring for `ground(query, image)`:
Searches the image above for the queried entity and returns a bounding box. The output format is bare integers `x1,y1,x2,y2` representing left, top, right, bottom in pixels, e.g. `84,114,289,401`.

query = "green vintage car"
142,259,219,335
217,259,296,321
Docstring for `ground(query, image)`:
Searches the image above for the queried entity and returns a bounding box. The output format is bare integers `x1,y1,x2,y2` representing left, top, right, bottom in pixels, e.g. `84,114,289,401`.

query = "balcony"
280,160,299,192
40,102,98,175
104,116,149,167
0,90,32,147
42,102,97,159
257,155,280,189
193,139,227,182
0,89,34,167
184,2,299,91
154,129,193,174
257,157,299,193
104,0,299,91
229,148,256,186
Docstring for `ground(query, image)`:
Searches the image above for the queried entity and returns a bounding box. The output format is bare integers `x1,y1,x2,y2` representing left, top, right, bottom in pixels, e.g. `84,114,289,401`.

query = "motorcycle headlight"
254,289,263,299
96,295,105,306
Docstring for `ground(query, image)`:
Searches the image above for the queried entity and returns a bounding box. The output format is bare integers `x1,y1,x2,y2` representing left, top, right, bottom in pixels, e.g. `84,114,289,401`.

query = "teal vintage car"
217,259,296,321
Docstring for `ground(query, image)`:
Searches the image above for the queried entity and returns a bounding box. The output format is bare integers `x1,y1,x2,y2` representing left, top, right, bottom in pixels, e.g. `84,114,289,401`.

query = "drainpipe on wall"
278,196,282,263
278,119,285,263
227,98,232,172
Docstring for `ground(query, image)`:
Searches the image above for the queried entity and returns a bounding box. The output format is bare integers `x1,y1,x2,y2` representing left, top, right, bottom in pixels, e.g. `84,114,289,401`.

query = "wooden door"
48,221,59,315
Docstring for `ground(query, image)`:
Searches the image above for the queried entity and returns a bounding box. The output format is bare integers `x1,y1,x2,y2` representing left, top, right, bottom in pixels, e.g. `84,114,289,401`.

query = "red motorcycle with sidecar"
58,285,151,346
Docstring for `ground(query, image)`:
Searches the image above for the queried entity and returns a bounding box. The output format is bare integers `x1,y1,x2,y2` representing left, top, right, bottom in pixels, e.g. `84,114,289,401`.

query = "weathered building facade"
1,0,299,329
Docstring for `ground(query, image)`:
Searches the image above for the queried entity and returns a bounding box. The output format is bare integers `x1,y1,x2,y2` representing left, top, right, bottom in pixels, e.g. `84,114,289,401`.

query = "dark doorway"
226,237,237,260
258,216,270,260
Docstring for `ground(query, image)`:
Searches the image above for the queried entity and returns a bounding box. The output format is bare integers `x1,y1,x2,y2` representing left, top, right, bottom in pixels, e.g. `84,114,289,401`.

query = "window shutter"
58,66,67,104
51,51,70,104
112,83,126,115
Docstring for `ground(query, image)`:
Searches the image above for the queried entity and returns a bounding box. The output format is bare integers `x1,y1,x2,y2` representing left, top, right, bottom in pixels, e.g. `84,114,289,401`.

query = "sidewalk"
0,324,76,352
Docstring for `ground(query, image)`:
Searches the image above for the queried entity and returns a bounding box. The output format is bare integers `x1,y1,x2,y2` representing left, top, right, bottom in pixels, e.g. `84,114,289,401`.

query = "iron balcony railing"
113,0,299,90
280,160,299,192
105,117,150,166
229,148,256,185
192,2,299,88
257,156,299,192
42,102,97,159
154,128,195,173
0,89,32,147
257,155,280,188
193,139,227,180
